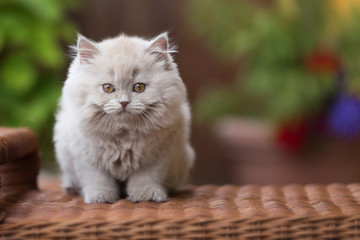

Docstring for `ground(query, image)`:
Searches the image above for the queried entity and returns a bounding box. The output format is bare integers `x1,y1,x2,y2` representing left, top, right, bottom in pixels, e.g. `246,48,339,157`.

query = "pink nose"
120,101,129,108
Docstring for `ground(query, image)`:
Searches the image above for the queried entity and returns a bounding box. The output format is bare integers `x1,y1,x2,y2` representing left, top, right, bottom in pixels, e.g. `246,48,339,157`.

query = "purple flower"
327,94,360,140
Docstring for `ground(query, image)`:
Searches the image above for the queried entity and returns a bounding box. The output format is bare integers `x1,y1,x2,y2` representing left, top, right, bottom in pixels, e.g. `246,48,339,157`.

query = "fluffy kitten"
54,32,195,203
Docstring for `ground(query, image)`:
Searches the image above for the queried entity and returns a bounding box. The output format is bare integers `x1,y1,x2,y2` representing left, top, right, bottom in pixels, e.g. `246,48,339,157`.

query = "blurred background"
1,0,360,186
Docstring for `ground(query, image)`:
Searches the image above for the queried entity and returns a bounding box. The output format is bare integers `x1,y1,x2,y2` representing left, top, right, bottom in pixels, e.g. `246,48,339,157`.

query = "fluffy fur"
54,33,195,203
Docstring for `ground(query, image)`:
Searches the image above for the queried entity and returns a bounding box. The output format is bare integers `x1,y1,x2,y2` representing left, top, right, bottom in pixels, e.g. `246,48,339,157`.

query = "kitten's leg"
56,145,80,195
62,170,80,195
127,163,167,203
75,161,119,203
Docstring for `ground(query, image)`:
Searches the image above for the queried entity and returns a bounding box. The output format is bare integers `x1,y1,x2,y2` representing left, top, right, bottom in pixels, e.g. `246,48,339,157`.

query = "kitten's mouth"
118,109,131,115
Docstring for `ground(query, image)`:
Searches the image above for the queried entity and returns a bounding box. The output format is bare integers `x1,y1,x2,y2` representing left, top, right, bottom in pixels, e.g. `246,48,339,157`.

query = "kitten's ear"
148,32,172,61
77,33,99,64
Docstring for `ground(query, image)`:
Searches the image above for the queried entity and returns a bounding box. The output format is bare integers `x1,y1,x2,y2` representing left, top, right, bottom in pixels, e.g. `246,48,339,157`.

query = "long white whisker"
134,105,176,131
132,104,177,132
139,112,147,124
141,111,153,123
144,106,163,116
140,113,153,132
136,114,142,127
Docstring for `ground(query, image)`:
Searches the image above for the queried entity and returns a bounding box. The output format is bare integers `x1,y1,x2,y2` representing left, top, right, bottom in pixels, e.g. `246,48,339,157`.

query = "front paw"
127,185,167,203
84,189,119,203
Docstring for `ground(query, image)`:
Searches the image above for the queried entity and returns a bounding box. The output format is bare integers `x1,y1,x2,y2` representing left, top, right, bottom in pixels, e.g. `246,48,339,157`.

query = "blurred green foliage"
0,0,79,168
187,0,360,124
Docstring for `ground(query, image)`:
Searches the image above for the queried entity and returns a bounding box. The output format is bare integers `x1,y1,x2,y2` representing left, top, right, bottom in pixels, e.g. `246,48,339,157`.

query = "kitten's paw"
62,181,80,195
64,187,79,195
127,185,167,203
84,189,119,204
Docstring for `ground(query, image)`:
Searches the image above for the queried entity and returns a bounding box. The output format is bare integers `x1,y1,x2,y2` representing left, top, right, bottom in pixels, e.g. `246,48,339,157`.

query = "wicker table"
1,127,360,239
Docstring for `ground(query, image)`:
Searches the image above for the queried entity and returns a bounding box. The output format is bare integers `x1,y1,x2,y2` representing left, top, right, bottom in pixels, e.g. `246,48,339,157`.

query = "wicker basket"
1,127,360,239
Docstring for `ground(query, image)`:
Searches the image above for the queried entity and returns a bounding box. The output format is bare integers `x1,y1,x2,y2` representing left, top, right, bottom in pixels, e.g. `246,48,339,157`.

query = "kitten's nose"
120,101,129,108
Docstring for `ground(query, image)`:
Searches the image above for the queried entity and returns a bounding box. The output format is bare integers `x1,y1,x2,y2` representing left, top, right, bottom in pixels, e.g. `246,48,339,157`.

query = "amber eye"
103,84,115,93
133,83,146,93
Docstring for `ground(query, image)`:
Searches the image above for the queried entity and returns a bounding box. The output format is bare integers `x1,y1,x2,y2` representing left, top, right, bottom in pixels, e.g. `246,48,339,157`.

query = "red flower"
304,48,340,74
276,119,310,153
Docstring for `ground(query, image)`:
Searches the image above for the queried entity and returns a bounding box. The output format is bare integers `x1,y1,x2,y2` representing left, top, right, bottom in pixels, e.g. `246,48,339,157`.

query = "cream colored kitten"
54,33,195,203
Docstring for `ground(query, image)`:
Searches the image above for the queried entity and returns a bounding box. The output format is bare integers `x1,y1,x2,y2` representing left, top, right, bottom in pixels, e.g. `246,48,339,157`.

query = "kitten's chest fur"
94,128,150,180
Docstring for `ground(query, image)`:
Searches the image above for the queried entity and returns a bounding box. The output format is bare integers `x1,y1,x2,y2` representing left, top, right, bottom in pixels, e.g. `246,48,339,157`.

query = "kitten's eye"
133,83,146,93
103,84,115,93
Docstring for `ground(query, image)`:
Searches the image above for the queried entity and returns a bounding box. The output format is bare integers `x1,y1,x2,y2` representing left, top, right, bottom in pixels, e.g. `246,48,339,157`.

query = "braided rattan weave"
1,127,360,239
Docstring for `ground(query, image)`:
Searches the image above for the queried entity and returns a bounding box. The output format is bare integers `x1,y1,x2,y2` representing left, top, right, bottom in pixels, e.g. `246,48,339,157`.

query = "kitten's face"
67,33,186,132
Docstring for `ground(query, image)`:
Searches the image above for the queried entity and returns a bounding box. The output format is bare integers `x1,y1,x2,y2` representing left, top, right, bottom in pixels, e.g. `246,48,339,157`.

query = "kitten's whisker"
132,107,146,112
140,111,155,126
133,103,145,107
138,113,146,124
146,107,172,125
135,106,176,131
140,113,153,132
145,106,163,116
135,114,141,126
138,112,149,126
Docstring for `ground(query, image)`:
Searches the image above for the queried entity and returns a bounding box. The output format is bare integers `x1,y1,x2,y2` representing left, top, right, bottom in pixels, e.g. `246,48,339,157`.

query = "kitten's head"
65,33,186,135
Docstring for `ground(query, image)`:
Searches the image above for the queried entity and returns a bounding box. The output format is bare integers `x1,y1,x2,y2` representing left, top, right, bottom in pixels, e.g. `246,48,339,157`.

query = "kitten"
53,32,195,203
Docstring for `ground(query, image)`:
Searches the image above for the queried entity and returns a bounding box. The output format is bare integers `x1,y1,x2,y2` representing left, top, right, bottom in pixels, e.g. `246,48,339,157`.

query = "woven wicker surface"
2,128,360,239
3,183,360,223
2,184,360,239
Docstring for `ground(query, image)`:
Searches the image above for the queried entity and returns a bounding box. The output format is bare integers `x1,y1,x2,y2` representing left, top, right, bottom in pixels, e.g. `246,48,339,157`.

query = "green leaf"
0,8,34,46
0,29,4,52
28,24,65,68
59,22,77,42
0,53,37,96
14,80,61,132
15,0,63,22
